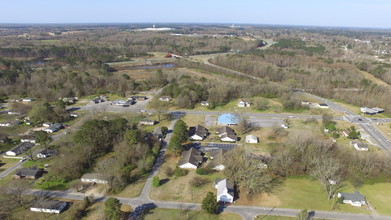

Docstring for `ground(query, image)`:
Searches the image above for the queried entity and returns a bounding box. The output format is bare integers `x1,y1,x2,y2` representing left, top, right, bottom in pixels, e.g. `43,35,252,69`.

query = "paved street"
0,160,26,179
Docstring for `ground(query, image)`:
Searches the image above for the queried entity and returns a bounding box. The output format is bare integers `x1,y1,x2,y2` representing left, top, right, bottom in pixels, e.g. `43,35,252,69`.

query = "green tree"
347,126,360,139
152,176,160,187
104,197,122,220
297,209,309,220
34,131,52,147
149,98,169,122
201,192,219,214
29,102,55,123
125,129,141,144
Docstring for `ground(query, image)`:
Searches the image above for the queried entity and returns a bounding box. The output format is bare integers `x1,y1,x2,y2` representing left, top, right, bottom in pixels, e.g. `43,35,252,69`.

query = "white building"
238,100,250,108
337,191,366,207
30,200,67,214
350,140,369,151
81,173,109,184
215,178,234,203
245,135,258,144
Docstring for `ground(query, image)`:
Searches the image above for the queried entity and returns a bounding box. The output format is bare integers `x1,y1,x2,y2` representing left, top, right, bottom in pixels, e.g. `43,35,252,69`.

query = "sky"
1,0,391,28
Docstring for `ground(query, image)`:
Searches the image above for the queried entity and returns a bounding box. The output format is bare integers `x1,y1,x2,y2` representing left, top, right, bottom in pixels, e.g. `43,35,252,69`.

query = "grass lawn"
150,154,226,203
274,178,370,214
374,123,391,140
82,202,132,220
0,157,20,171
182,114,205,126
359,182,391,215
142,208,241,220
114,176,147,198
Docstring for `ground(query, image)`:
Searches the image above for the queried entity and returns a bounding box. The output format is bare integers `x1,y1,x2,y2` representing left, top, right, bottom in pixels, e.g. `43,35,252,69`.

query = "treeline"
270,134,391,198
210,52,391,113
49,118,160,192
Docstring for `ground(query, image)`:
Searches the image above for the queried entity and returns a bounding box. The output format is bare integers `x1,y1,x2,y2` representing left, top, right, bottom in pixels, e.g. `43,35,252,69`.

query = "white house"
281,124,289,129
139,119,155,126
215,178,234,203
81,173,109,184
30,200,67,214
0,122,11,127
44,123,62,133
6,142,34,156
201,101,209,106
337,191,366,207
216,126,237,142
209,149,227,171
245,135,258,144
189,125,208,141
42,122,52,127
22,98,35,102
319,103,329,109
238,100,250,108
20,135,36,144
350,140,369,151
159,96,172,102
178,148,203,169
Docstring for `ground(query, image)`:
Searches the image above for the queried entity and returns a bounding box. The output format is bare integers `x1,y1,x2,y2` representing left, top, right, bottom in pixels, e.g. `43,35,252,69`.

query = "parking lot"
190,142,237,152
78,98,150,113
204,115,216,126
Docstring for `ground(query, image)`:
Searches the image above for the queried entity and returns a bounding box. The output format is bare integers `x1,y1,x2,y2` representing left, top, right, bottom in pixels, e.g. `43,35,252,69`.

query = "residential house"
8,110,21,115
238,99,250,108
30,200,68,214
216,126,237,142
42,122,52,127
350,140,369,151
217,114,239,126
20,135,36,143
62,97,77,104
13,168,43,180
139,119,156,126
22,98,35,102
159,96,172,102
130,96,147,101
281,124,289,129
81,173,109,184
301,101,310,106
0,121,20,127
209,149,227,170
342,129,351,137
214,178,234,203
319,103,329,109
6,142,35,156
44,123,63,133
245,135,258,144
37,149,58,159
201,101,209,106
337,191,366,207
178,148,203,169
189,125,208,141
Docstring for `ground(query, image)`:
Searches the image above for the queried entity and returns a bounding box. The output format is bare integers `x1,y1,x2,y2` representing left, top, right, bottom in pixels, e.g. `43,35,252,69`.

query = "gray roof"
153,127,163,136
216,126,237,140
209,149,227,168
8,142,35,155
178,148,203,167
31,200,67,210
190,125,208,138
215,178,234,197
15,168,43,177
339,191,365,202
48,123,62,131
81,173,108,181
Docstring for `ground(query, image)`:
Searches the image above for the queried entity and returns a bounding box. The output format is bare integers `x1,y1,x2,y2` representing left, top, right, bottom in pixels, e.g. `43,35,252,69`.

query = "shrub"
152,176,161,187
196,167,213,175
174,167,189,177
190,177,209,188
164,167,174,177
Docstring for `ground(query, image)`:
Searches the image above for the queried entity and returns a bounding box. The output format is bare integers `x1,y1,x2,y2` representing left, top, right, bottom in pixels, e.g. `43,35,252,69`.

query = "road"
0,160,26,179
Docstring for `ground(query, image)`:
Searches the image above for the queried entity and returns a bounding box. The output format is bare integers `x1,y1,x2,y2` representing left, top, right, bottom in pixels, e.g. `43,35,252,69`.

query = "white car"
141,109,147,113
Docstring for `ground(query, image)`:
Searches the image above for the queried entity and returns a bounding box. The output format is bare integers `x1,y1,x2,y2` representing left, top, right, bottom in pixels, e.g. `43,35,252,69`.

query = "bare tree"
310,155,343,199
149,98,169,122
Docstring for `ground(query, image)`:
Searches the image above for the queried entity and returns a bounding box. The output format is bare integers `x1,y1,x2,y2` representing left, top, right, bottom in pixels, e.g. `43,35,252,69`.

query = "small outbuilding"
245,135,258,144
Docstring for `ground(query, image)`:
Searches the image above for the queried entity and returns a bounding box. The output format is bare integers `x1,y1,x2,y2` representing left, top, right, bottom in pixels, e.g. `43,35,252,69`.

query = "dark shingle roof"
8,142,35,155
15,168,42,177
209,149,227,168
178,148,203,167
339,191,365,202
31,200,67,210
216,126,237,140
190,125,208,138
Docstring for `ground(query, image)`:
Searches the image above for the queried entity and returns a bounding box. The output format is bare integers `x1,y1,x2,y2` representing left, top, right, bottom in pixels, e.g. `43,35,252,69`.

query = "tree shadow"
132,203,157,220
159,178,170,186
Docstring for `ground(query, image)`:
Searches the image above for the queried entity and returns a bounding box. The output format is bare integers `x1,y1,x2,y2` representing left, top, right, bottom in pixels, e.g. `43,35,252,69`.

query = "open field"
142,208,242,220
83,202,132,220
150,154,226,203
114,176,147,198
359,182,391,215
